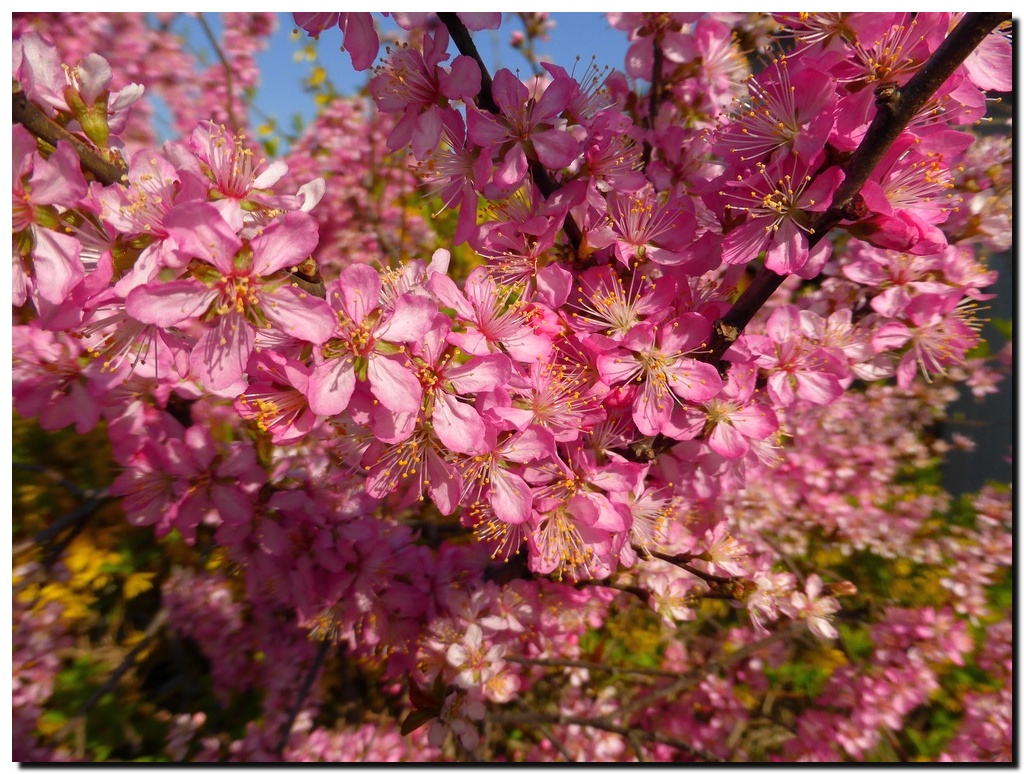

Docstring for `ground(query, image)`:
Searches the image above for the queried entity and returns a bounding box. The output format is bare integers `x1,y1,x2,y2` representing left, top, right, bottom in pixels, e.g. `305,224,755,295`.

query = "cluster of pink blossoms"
12,11,1011,762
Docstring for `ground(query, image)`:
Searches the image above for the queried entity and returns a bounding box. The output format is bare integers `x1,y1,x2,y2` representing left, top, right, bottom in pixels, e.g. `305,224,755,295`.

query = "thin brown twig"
54,609,170,743
275,638,332,758
506,655,680,679
606,628,796,722
196,13,239,133
494,709,721,762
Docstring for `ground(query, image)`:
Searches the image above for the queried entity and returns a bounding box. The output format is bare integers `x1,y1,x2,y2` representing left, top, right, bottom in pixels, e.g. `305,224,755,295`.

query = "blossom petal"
259,285,337,344
191,313,254,390
307,356,356,416
489,468,532,524
368,356,422,414
126,280,218,326
250,212,320,276
432,392,488,455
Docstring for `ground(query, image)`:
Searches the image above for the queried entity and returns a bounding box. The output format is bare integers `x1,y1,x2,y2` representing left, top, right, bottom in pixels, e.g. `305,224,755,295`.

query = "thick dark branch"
626,13,1010,463
438,12,583,255
13,88,127,186
701,12,1010,365
640,39,664,168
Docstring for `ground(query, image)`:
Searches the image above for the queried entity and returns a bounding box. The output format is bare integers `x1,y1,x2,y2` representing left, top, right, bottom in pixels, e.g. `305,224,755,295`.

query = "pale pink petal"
368,356,422,414
633,381,669,436
501,425,556,464
337,264,382,325
378,294,439,342
794,371,843,405
708,421,749,459
432,393,488,455
426,449,461,515
597,351,641,385
307,356,356,416
30,228,84,304
126,280,217,326
489,468,532,524
665,359,723,402
259,285,337,344
250,212,320,276
457,12,501,30
191,313,255,390
446,354,510,394
164,202,242,274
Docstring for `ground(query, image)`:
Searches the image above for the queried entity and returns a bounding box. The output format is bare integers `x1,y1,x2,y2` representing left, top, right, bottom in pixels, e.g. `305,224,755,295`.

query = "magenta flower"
125,203,336,390
739,305,850,407
459,426,556,525
416,117,492,245
674,362,779,459
235,350,317,445
467,68,580,190
720,155,843,277
606,186,697,267
568,266,675,340
606,13,702,80
872,293,980,389
494,360,606,442
307,263,436,416
370,26,481,160
12,127,86,306
411,320,511,456
597,314,723,438
363,425,463,516
293,12,379,70
715,59,838,165
780,574,841,639
428,267,551,363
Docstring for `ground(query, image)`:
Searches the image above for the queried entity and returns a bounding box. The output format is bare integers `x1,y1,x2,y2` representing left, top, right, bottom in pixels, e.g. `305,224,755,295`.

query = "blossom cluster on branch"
12,11,1012,763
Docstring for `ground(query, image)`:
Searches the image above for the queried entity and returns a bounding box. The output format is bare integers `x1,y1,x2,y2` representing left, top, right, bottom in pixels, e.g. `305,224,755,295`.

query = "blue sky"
161,13,631,147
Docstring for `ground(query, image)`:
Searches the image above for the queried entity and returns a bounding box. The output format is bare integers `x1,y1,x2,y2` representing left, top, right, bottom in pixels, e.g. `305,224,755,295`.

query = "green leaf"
990,318,1012,340
401,709,437,736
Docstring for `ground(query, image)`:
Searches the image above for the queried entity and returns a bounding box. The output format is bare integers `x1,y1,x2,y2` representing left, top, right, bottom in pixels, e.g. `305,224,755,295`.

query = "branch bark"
438,12,584,254
628,12,1010,462
275,638,332,758
13,88,128,186
701,12,1011,365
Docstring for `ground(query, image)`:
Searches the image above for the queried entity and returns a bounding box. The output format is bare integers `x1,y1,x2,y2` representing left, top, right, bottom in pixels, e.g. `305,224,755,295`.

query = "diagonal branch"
627,12,1010,463
13,88,127,186
275,638,332,758
701,12,1011,365
196,13,240,133
438,12,584,254
54,609,169,743
607,628,797,723
494,709,722,761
